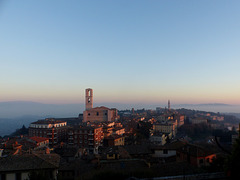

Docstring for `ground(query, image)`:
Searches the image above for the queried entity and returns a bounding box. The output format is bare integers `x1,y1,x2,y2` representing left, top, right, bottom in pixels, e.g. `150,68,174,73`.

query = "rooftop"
29,136,49,143
0,154,60,172
31,119,66,125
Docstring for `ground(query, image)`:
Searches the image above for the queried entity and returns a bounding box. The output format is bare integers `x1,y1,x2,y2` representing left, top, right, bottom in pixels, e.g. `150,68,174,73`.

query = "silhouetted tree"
9,125,28,137
225,137,240,179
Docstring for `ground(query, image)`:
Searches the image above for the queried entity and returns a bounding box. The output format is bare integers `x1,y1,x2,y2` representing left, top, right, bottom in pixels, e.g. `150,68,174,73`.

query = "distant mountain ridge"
0,101,84,119
196,103,231,106
0,101,239,136
177,103,232,106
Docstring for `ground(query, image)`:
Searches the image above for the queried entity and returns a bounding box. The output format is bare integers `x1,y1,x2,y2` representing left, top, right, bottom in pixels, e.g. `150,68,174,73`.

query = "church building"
83,88,118,122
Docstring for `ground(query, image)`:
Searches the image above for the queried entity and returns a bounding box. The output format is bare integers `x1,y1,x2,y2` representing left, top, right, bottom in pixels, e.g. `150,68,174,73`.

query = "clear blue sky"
1,0,240,105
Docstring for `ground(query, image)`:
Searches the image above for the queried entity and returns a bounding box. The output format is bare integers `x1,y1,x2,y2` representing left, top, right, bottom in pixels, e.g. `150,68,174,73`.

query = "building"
113,127,125,136
149,132,167,145
68,125,103,154
153,120,177,137
29,119,67,146
168,100,171,111
0,154,60,180
151,140,185,158
175,114,185,127
176,143,217,167
83,88,118,122
28,136,49,149
190,117,208,124
103,135,125,147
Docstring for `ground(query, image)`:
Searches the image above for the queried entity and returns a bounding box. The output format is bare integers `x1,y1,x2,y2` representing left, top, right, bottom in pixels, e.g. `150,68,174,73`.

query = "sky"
1,0,240,105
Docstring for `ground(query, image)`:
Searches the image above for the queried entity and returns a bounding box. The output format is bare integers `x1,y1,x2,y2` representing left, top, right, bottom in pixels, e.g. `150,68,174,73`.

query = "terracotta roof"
0,154,60,172
100,146,131,159
105,134,124,140
177,143,216,157
29,136,49,143
92,106,110,110
31,119,66,124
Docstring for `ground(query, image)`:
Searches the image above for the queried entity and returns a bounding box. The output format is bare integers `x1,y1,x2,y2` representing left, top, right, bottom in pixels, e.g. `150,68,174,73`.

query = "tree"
225,137,240,179
9,124,28,137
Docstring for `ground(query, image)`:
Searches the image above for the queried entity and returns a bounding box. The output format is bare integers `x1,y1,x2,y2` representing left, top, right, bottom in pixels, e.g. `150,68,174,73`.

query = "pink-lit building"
83,88,118,122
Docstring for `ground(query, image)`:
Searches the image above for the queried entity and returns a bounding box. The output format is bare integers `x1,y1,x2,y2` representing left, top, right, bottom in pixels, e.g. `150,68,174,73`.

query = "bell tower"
85,88,93,110
168,100,171,111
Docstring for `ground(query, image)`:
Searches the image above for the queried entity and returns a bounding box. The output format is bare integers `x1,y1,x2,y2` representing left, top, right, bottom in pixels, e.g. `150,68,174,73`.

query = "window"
1,174,6,180
97,112,99,116
105,112,107,115
163,149,168,154
16,173,21,180
88,113,90,116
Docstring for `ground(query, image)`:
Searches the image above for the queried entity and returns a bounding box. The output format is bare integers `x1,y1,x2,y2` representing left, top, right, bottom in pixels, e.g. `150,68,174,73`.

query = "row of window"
30,123,66,129
88,112,108,116
69,130,93,134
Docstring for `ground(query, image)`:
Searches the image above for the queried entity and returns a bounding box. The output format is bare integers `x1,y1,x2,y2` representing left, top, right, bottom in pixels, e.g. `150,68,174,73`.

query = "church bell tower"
85,88,93,110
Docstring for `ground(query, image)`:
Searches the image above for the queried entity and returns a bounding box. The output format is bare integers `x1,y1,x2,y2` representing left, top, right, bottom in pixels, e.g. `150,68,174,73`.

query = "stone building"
153,120,177,138
83,88,118,122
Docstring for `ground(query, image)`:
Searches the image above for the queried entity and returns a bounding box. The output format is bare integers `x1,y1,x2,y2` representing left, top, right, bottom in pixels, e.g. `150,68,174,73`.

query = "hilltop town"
0,89,239,180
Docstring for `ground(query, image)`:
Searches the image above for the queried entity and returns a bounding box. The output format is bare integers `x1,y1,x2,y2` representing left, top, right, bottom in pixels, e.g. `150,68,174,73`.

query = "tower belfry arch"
85,88,93,110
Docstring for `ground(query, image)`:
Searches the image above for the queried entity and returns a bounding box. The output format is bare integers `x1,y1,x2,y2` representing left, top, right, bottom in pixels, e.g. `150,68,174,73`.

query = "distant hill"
196,103,232,106
0,115,43,136
0,101,239,136
0,101,84,118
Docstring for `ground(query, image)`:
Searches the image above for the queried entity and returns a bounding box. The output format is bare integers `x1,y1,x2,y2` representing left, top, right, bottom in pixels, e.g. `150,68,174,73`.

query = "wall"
153,149,176,158
6,173,15,180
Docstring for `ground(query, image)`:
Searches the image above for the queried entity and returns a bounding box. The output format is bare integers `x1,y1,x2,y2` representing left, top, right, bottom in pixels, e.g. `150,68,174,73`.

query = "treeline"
178,123,212,140
7,125,28,137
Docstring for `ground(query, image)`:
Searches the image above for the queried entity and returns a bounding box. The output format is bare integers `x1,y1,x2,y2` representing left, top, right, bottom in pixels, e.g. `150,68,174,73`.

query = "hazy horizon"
1,100,240,136
0,100,240,119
